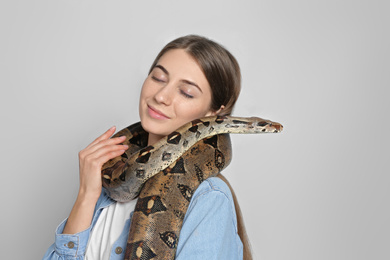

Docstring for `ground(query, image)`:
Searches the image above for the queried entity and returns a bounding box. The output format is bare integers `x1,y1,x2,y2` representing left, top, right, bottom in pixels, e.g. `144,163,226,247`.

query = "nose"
154,84,172,105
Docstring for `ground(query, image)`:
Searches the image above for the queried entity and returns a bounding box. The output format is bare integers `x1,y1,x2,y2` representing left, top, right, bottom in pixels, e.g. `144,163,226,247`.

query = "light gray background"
0,1,388,259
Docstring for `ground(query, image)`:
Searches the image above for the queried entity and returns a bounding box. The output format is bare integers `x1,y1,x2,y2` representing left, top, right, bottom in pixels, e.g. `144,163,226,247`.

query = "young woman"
43,35,251,260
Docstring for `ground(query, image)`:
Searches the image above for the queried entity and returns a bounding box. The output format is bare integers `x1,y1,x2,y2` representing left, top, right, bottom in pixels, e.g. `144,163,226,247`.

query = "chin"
140,117,170,137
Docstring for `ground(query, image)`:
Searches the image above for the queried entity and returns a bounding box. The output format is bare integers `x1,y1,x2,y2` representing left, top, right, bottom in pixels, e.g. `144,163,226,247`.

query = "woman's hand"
63,126,128,235
77,126,128,201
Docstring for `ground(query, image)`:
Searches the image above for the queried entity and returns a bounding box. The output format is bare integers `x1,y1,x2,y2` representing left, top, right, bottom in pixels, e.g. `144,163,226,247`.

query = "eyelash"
180,90,193,99
151,76,164,82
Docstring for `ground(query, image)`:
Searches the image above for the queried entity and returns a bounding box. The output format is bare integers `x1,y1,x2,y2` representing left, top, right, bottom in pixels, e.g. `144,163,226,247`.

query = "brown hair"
150,35,252,259
149,35,241,116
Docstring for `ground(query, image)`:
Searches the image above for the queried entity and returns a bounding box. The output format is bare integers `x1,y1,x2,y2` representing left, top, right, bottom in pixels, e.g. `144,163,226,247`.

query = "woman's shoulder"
177,176,242,259
190,176,235,212
194,176,232,195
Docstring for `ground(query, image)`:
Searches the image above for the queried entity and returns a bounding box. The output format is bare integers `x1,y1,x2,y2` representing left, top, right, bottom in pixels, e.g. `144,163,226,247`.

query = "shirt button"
115,247,123,254
67,241,75,249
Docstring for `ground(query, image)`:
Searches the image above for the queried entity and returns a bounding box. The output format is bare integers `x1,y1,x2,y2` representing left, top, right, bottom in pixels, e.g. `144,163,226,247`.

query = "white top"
85,198,138,259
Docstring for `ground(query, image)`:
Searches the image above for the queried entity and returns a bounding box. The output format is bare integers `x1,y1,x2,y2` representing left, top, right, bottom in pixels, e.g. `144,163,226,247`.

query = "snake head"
249,117,283,133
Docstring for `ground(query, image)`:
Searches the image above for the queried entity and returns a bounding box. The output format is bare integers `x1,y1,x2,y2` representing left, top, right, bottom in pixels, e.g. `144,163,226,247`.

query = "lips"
147,105,170,120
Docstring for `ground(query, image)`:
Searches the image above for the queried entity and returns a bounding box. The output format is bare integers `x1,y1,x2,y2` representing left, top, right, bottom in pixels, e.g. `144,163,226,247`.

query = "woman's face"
139,49,216,144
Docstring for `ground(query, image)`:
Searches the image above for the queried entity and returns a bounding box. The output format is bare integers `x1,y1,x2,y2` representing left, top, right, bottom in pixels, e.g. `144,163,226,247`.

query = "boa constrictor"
101,115,283,260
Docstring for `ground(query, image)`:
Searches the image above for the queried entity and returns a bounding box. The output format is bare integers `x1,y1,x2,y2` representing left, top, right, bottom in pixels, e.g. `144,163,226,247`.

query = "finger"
87,135,127,155
86,145,128,166
86,126,116,149
99,149,127,165
88,143,129,161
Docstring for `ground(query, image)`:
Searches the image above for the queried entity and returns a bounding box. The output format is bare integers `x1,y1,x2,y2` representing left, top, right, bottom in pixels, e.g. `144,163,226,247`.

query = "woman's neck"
147,133,164,146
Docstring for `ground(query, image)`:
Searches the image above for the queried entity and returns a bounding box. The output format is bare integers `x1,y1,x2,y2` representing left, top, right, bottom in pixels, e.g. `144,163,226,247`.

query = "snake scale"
101,115,283,259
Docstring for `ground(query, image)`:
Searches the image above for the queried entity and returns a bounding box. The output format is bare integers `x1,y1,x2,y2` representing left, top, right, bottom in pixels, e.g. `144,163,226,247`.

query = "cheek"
176,100,212,120
139,81,150,113
139,82,156,109
140,78,157,97
140,82,150,99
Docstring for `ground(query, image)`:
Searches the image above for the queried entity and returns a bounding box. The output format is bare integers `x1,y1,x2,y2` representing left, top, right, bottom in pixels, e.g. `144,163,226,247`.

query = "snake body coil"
101,115,283,259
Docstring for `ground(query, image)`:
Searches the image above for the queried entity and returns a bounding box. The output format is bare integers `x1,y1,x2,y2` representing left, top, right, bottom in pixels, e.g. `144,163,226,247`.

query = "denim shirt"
43,177,243,260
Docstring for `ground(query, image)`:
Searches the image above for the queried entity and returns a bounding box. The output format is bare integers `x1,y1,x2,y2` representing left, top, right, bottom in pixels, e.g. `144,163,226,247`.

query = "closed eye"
180,89,193,99
151,76,165,83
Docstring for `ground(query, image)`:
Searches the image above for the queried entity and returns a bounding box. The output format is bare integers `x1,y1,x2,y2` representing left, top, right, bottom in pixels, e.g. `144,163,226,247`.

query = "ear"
205,105,225,116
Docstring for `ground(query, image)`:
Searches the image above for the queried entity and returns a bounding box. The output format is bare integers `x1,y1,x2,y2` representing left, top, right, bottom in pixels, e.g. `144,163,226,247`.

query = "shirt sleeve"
42,189,113,260
175,177,243,260
42,218,92,260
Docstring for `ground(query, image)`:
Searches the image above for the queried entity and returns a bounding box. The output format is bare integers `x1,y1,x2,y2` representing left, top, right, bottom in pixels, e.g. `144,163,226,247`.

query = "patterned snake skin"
101,115,283,259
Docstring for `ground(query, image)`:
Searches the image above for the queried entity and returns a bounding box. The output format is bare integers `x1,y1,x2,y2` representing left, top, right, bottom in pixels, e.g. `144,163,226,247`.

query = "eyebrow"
154,64,203,93
155,64,169,75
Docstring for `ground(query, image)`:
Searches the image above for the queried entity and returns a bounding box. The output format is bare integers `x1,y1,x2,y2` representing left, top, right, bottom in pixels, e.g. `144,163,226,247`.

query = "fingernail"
123,145,129,149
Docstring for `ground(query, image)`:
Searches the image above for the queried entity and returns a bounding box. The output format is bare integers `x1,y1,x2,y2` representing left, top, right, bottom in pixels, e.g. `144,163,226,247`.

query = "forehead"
157,49,199,69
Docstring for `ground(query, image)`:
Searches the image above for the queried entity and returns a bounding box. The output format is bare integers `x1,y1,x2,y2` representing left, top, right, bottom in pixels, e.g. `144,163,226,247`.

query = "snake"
101,115,283,259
